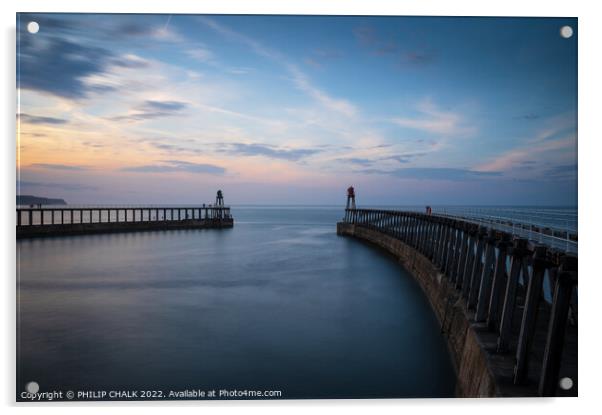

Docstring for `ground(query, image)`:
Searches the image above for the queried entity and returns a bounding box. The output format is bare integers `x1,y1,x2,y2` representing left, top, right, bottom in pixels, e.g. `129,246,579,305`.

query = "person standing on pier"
346,186,356,209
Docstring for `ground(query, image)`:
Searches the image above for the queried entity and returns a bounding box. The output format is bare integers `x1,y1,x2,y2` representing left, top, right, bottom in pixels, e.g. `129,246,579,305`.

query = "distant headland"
17,195,67,206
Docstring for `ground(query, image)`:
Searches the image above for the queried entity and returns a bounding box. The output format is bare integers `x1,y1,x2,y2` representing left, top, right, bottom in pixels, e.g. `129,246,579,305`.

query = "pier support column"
455,226,469,289
444,224,457,277
467,227,487,309
498,239,529,352
539,256,577,396
487,234,512,330
438,222,449,269
462,230,477,298
475,230,498,321
514,246,548,384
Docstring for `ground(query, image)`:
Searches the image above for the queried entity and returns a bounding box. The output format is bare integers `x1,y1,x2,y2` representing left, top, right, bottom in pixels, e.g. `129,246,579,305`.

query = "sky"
16,14,577,206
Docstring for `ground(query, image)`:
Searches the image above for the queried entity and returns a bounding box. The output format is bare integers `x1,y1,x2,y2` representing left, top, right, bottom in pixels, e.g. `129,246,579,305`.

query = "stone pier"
337,209,577,398
16,206,233,238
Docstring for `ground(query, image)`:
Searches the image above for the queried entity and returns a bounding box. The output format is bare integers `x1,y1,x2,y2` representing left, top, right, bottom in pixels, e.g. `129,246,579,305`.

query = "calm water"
17,207,456,399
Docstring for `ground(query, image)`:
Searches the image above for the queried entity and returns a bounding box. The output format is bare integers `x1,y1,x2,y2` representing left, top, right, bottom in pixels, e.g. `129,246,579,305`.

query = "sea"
17,206,459,400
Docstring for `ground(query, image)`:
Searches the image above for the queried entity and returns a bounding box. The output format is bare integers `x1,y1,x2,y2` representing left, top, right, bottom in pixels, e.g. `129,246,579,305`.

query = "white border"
2,1,600,414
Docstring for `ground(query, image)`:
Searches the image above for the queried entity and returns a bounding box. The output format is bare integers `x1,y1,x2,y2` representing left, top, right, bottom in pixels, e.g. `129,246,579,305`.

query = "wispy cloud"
110,54,150,69
382,152,429,164
304,49,343,68
514,113,540,121
400,52,435,66
18,180,98,191
337,151,428,167
140,139,203,155
18,113,68,125
122,160,225,174
544,164,577,178
354,25,435,66
362,167,501,181
114,15,183,43
30,163,89,171
18,14,182,99
112,17,183,42
17,34,113,98
200,17,358,117
477,112,576,174
142,100,188,112
217,142,322,161
286,64,357,117
186,47,215,63
109,100,189,122
337,157,374,166
391,99,475,137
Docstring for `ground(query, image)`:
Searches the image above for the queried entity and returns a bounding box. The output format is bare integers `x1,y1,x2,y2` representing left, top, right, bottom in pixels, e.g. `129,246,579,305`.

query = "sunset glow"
17,14,577,205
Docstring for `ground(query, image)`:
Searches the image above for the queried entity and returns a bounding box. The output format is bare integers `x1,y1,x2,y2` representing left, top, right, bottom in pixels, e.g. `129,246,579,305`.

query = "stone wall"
337,222,498,397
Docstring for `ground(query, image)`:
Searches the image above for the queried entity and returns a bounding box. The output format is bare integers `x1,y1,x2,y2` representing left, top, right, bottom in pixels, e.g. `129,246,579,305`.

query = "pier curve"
337,210,577,398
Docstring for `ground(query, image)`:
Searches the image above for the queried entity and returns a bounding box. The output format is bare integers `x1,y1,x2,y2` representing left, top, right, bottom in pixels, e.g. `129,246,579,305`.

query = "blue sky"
17,14,577,205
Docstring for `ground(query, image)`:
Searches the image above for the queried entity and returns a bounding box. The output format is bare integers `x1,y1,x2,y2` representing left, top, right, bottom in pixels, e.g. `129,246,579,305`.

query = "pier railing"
17,205,231,226
16,205,233,238
342,208,577,396
392,206,578,253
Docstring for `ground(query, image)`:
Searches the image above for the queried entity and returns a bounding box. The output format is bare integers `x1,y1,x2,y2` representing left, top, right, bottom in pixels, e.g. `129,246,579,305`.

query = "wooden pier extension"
338,208,577,398
16,206,233,238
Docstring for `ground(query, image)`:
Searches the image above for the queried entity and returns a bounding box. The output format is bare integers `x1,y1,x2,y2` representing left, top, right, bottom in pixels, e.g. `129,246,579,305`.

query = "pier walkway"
338,208,577,397
16,205,233,238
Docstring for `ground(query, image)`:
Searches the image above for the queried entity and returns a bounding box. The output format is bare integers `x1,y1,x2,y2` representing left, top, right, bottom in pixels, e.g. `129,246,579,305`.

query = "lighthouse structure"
216,190,224,207
346,186,356,209
214,190,225,219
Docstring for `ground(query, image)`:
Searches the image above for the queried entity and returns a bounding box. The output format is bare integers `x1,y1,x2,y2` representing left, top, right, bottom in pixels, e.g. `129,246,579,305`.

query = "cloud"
338,157,374,166
476,112,576,173
353,26,378,46
17,14,181,99
30,163,89,171
18,113,68,125
81,141,106,149
338,151,428,167
111,16,183,42
17,33,113,98
391,99,475,137
544,164,577,178
217,142,322,161
186,47,215,63
226,67,252,75
382,152,429,164
143,140,203,155
113,21,154,37
362,167,501,181
109,100,189,122
304,49,343,68
122,160,225,174
354,25,435,66
400,52,435,66
109,54,150,69
286,64,357,117
515,113,540,121
17,180,98,191
200,17,357,117
142,100,188,112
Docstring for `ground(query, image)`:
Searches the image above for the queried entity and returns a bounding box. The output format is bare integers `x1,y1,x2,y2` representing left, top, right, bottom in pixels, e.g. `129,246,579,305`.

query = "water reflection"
17,207,456,399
